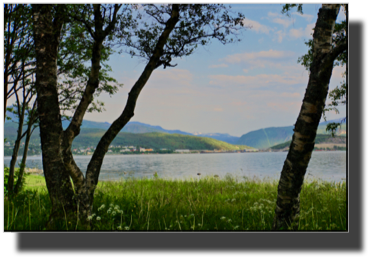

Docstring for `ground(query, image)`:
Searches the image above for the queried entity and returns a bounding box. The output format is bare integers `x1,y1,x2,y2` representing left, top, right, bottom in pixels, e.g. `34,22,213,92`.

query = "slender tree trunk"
4,4,11,121
73,4,180,222
7,100,26,198
32,4,76,228
14,103,38,195
272,4,346,230
4,74,9,121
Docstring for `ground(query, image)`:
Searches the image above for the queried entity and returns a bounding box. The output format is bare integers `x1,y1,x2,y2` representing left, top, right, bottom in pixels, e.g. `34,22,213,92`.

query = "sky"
6,3,347,137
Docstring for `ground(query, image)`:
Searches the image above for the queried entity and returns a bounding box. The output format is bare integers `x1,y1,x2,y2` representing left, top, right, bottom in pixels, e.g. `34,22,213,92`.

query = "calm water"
4,151,346,182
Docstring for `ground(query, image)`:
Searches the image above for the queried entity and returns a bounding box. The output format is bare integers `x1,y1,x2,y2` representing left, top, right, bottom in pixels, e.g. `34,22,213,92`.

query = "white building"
175,149,190,153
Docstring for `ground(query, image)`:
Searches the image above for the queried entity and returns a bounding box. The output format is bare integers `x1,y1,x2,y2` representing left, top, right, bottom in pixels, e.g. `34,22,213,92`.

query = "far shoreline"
4,148,346,158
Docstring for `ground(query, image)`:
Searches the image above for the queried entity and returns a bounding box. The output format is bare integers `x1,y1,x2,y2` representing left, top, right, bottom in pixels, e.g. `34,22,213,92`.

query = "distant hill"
270,134,346,150
236,126,294,149
235,117,346,149
192,132,240,144
3,125,252,156
5,106,192,135
4,106,346,149
74,129,250,151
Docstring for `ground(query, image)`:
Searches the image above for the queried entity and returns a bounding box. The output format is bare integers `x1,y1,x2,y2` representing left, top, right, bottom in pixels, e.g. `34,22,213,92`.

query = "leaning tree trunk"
32,4,76,228
272,4,347,230
71,4,180,224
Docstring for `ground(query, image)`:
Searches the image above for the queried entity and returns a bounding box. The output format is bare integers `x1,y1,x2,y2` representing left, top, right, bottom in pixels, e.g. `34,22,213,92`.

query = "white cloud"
243,18,271,34
280,92,301,98
268,12,294,28
213,107,223,112
289,23,315,39
224,50,294,64
208,73,304,88
292,12,314,22
272,17,293,28
289,28,304,39
208,63,228,68
274,30,285,43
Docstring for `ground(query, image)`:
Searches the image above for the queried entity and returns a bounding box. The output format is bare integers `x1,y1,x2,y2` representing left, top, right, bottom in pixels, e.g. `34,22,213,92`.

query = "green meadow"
4,173,347,231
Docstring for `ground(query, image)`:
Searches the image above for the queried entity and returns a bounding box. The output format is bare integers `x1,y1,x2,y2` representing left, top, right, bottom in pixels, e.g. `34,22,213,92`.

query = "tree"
272,4,347,230
4,4,32,121
5,4,37,197
32,4,244,228
295,5,347,136
5,4,120,198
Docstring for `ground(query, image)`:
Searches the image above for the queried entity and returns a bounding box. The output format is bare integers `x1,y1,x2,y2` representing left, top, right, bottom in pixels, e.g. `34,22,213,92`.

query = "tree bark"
272,4,347,230
32,4,76,227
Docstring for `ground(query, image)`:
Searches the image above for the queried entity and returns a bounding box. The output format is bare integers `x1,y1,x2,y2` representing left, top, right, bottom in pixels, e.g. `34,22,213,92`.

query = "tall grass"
4,175,347,231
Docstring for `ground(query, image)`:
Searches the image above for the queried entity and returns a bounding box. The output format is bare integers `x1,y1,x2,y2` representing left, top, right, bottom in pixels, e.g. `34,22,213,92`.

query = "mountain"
5,106,191,135
4,106,346,149
235,126,294,149
192,132,240,144
123,121,193,135
3,126,252,156
236,119,346,150
270,134,346,150
74,129,250,151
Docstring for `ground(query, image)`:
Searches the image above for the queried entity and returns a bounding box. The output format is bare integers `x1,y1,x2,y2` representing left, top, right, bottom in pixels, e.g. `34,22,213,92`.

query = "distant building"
140,148,146,152
244,149,257,152
160,148,167,150
120,148,130,152
175,149,190,153
145,148,154,152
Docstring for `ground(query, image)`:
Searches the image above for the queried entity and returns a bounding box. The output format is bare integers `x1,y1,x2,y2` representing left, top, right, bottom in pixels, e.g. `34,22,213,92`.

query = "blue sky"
82,3,346,137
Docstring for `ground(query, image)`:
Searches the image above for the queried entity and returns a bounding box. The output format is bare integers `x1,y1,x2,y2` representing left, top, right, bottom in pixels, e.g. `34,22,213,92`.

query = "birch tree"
5,4,119,198
32,4,244,228
272,4,347,230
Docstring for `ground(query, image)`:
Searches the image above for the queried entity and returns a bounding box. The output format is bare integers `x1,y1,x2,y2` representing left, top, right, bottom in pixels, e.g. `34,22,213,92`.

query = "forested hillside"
4,125,251,156
236,126,294,149
270,134,346,150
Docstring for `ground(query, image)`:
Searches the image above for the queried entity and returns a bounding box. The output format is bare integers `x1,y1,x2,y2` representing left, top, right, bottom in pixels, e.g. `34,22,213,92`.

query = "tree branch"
321,40,347,67
85,4,180,184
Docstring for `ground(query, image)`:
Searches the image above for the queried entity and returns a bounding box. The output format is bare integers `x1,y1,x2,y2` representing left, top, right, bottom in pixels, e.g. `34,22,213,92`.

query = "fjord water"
4,151,346,182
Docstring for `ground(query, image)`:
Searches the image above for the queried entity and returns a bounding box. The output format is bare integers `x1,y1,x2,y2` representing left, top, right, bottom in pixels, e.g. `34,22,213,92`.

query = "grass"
4,174,347,231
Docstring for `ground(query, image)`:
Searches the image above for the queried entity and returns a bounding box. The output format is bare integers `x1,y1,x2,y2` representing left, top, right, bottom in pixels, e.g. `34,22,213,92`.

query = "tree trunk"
272,4,346,230
32,4,76,228
7,97,26,198
73,4,180,222
14,103,38,195
32,4,178,228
